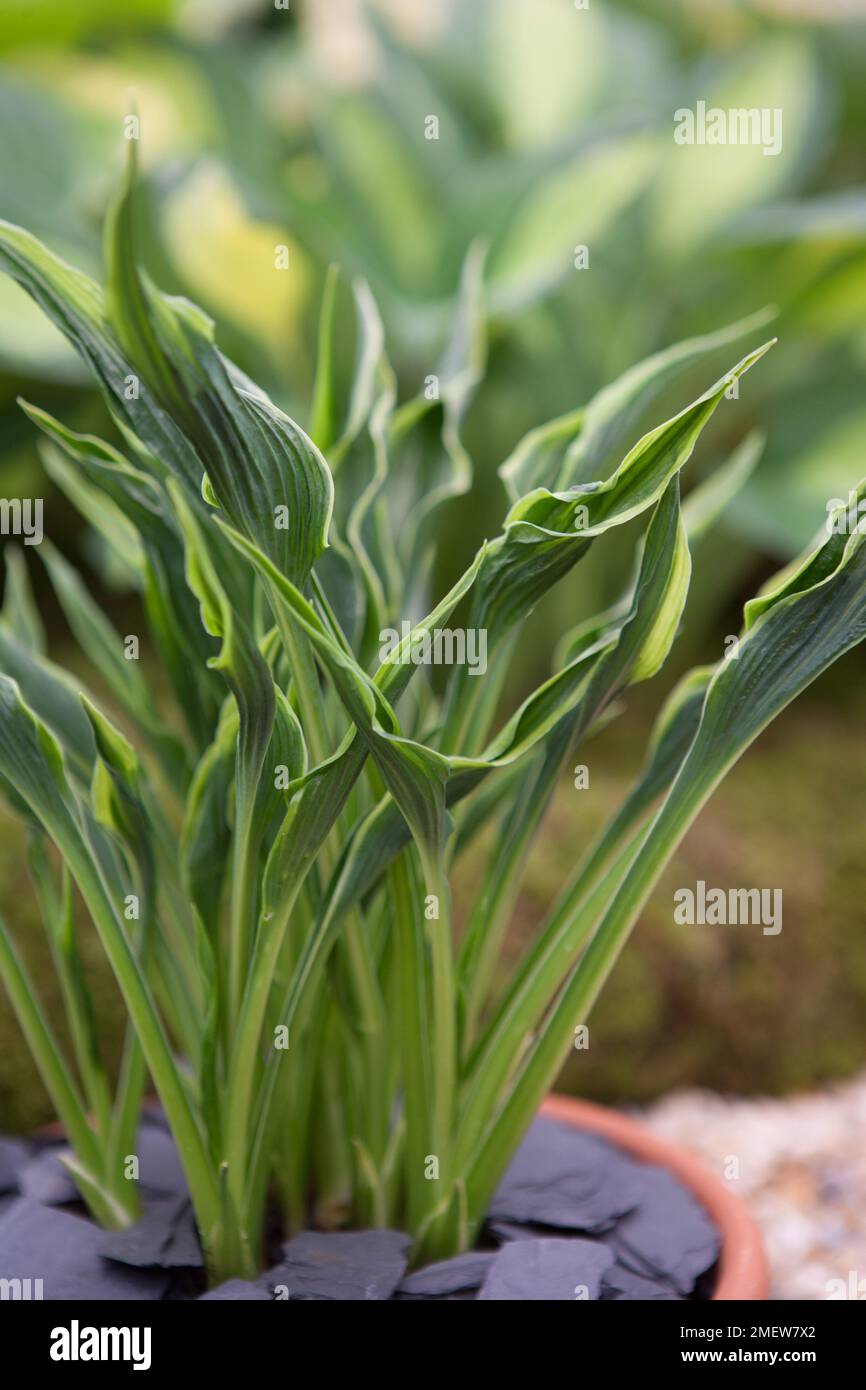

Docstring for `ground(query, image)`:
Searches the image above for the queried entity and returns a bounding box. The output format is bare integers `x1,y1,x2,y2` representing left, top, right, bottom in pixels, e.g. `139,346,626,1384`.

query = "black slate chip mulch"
602,1166,719,1296
133,1121,189,1198
397,1250,496,1297
487,1118,641,1234
99,1196,203,1270
478,1237,614,1301
200,1278,272,1301
0,1200,169,1300
261,1230,411,1301
0,1136,28,1194
18,1146,80,1205
0,1112,721,1300
601,1261,684,1301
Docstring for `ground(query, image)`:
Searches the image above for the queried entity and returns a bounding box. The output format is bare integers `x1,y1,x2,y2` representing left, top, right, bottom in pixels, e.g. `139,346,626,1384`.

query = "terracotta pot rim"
540,1092,769,1301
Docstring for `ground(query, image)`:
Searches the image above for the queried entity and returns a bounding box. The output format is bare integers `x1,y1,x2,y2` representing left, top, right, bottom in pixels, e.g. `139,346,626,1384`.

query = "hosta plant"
2,158,866,1287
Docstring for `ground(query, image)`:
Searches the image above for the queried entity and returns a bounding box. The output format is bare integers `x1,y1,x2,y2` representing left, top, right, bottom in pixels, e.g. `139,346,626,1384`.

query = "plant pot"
1,1093,770,1300
541,1093,769,1301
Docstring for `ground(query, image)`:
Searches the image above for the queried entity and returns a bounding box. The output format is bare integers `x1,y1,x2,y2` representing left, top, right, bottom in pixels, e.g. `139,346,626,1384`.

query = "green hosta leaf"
389,242,487,591
682,431,765,544
172,480,276,780
40,442,144,588
556,312,775,491
102,150,334,595
460,666,716,1148
442,340,772,745
499,311,772,502
455,475,692,1029
0,673,220,1241
0,675,95,868
499,405,584,506
309,264,341,454
324,275,397,660
254,688,306,857
39,541,166,739
465,512,866,1233
103,137,199,443
20,405,224,755
171,481,277,1018
0,624,95,786
1,547,45,650
80,696,151,869
313,483,688,955
0,907,112,1222
181,708,237,934
216,517,447,853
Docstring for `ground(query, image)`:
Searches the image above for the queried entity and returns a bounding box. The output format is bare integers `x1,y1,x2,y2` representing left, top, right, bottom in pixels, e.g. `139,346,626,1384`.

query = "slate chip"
488,1118,639,1233
200,1279,272,1301
272,1229,410,1300
0,1200,169,1300
487,1220,551,1244
135,1123,188,1197
601,1261,683,1301
605,1167,719,1296
18,1146,80,1206
0,1136,28,1195
99,1196,203,1269
398,1251,495,1297
478,1236,614,1301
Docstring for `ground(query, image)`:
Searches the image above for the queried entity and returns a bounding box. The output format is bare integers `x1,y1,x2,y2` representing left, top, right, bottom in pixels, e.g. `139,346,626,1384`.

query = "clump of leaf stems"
2,154,866,1284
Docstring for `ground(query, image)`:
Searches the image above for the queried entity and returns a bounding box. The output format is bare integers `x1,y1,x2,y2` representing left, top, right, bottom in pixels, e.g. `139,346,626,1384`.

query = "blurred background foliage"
1,0,865,1128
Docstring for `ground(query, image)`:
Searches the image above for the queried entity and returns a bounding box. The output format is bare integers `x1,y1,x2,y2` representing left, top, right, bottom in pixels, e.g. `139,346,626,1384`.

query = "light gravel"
643,1073,866,1300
